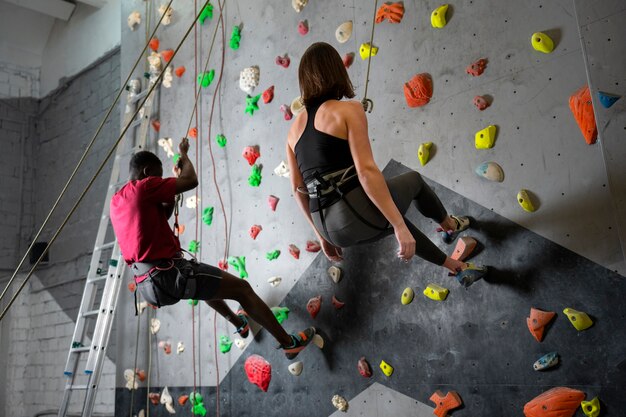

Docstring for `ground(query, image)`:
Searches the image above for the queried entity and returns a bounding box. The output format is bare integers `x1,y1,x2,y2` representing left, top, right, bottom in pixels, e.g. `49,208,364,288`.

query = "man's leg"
205,300,248,336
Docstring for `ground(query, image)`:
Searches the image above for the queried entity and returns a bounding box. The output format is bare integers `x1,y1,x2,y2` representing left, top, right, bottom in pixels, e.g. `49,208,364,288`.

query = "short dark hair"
129,151,162,178
298,42,355,107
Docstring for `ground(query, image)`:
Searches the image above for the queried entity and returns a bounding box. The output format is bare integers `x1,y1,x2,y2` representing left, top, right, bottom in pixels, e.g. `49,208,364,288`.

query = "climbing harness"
361,0,379,113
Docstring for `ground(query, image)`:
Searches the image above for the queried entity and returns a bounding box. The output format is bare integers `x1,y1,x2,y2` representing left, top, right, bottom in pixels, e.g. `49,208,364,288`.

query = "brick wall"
0,62,39,98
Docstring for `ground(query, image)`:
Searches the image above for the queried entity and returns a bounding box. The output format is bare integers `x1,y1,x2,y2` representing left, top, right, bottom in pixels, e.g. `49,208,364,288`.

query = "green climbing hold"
219,335,233,353
271,306,290,324
266,250,281,261
230,26,241,50
216,134,227,147
189,240,200,253
173,153,181,165
198,70,215,88
189,392,207,417
72,341,83,349
248,164,262,187
202,206,214,226
244,94,261,116
143,72,150,79
228,256,248,279
198,3,213,24
188,299,198,306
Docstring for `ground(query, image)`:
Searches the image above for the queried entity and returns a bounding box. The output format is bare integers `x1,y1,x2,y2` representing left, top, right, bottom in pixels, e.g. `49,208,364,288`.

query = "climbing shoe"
234,309,250,338
281,327,316,360
452,263,488,287
437,215,470,244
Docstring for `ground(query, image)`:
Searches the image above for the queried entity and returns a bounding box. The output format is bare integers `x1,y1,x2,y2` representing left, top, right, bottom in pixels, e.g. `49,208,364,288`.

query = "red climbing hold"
375,2,405,23
135,368,146,381
175,66,186,77
244,354,272,392
358,357,372,378
523,387,585,417
249,224,262,240
343,53,355,68
429,390,463,417
262,85,275,104
178,395,189,406
280,104,293,120
306,240,321,252
187,127,197,139
218,259,228,270
404,73,432,108
242,146,260,166
149,393,161,405
569,85,597,145
307,295,322,318
151,119,160,132
268,195,279,211
161,49,174,63
298,20,309,35
289,244,300,259
149,37,159,52
527,307,556,342
275,54,290,68
128,282,136,292
331,295,345,309
466,58,488,76
473,95,490,110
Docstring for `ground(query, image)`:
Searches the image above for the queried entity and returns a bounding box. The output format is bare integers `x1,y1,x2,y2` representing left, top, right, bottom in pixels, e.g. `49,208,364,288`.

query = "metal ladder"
58,77,157,417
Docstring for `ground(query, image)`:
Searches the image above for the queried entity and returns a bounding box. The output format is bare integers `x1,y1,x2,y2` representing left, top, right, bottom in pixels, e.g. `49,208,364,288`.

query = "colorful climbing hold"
418,142,433,166
280,104,293,120
292,0,308,13
306,240,321,252
219,335,233,353
598,91,620,108
240,67,260,94
531,32,554,54
202,206,214,226
569,85,597,145
249,224,262,240
331,295,345,309
268,195,279,211
430,4,449,28
580,397,600,417
160,49,174,63
149,37,159,52
248,164,262,187
187,127,197,139
188,299,198,306
267,276,282,287
188,240,200,253
475,162,504,182
527,307,556,342
401,287,414,305
266,250,281,261
404,73,433,108
178,395,189,406
298,20,309,35
244,354,272,392
245,94,261,116
473,95,490,110
430,391,463,417
197,70,215,88
149,393,160,405
158,137,175,157
216,134,227,147
328,265,342,283
288,361,303,376
332,395,349,412
175,66,186,77
158,340,172,354
189,392,207,417
533,351,559,371
466,58,488,76
375,2,404,23
288,244,300,259
228,256,248,279
198,3,213,24
217,259,228,270
275,54,290,68
517,189,536,212
343,52,355,68
271,306,289,324
423,283,449,301
451,236,478,261
336,21,353,43
262,85,275,104
242,146,260,165
523,387,585,417
563,307,593,331
358,357,372,378
359,43,379,60
379,360,394,377
475,125,497,149
230,25,241,50
307,295,322,319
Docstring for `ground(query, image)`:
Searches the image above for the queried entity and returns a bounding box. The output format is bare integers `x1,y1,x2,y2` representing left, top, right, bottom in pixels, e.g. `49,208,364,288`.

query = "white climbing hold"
328,266,343,283
128,11,141,31
150,318,161,334
147,52,162,83
312,334,324,349
124,369,139,390
138,409,145,417
162,66,173,88
137,301,149,315
332,395,349,412
268,276,282,287
157,138,175,158
274,161,290,178
234,338,246,350
291,96,305,116
176,341,185,354
475,162,504,182
185,195,200,209
335,21,353,43
160,386,175,414
288,361,303,376
158,4,174,26
239,66,260,95
292,0,308,13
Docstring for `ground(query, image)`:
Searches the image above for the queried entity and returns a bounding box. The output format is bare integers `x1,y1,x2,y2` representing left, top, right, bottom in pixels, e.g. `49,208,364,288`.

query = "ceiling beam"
4,0,75,21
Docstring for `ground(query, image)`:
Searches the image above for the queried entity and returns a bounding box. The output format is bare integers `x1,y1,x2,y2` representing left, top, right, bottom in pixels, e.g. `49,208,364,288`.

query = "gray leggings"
311,171,448,265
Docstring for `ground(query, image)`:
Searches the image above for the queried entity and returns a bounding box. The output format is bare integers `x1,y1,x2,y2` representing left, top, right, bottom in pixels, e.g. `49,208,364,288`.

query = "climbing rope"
361,0,379,113
128,293,143,417
0,0,175,312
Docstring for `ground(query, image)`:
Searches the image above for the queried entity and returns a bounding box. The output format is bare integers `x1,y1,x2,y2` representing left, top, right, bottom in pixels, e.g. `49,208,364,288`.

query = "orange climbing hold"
375,2,405,24
404,73,432,108
429,390,463,417
161,49,174,63
175,66,186,77
524,387,585,417
451,237,477,261
466,58,488,76
178,394,189,406
149,37,159,52
187,127,197,139
151,119,160,132
526,307,556,342
569,85,597,145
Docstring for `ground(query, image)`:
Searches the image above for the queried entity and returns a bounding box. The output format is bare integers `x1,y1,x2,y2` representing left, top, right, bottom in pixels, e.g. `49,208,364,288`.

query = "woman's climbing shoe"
437,215,470,244
452,263,488,287
235,309,250,338
281,327,316,360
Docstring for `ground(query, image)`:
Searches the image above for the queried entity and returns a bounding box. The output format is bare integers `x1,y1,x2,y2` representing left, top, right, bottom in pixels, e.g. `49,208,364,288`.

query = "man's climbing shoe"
235,309,250,338
437,215,470,244
281,327,316,360
452,263,488,287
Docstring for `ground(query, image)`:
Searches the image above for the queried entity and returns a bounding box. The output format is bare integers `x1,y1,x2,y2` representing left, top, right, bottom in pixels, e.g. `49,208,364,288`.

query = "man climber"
110,137,315,360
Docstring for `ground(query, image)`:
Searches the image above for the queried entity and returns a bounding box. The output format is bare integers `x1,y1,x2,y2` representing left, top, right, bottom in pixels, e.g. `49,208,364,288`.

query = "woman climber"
110,138,315,359
286,42,488,287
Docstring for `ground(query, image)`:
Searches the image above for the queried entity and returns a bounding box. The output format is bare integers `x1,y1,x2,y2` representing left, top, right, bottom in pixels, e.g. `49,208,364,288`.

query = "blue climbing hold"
598,91,620,109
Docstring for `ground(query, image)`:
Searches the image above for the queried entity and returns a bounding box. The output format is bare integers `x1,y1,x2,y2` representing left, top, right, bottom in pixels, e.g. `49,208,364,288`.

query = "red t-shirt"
110,176,181,264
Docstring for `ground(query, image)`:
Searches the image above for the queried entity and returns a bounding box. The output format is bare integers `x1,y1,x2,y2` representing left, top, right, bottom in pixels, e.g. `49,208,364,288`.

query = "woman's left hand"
321,238,344,262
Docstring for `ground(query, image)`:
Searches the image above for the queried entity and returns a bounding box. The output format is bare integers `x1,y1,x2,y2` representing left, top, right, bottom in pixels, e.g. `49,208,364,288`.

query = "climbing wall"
115,0,626,415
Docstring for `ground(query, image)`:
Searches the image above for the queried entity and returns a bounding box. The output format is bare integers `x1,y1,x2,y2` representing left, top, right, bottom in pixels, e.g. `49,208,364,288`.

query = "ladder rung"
87,275,108,284
95,241,115,251
130,89,148,103
129,118,143,129
71,346,91,353
83,310,100,318
68,385,89,391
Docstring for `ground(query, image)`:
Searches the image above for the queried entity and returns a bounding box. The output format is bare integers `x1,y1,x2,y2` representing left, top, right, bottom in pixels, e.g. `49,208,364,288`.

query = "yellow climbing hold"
430,4,448,28
517,189,536,212
359,43,378,60
418,142,433,166
474,125,497,149
423,283,449,301
580,396,600,417
531,32,554,54
401,287,414,305
563,307,593,331
379,360,394,377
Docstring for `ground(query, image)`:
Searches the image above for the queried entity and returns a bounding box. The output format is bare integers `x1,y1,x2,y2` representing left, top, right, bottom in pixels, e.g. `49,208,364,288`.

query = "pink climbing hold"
249,225,262,240
358,357,372,378
473,95,490,110
289,244,300,259
305,240,321,252
218,259,228,271
242,146,260,166
298,20,309,35
268,195,279,211
466,58,488,76
307,295,322,319
275,54,290,68
280,104,293,120
244,354,272,392
343,53,355,68
331,295,345,309
262,85,275,104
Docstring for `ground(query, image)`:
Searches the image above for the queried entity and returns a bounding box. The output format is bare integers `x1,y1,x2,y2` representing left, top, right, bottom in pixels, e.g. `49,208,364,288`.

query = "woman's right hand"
320,238,343,262
394,223,415,262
